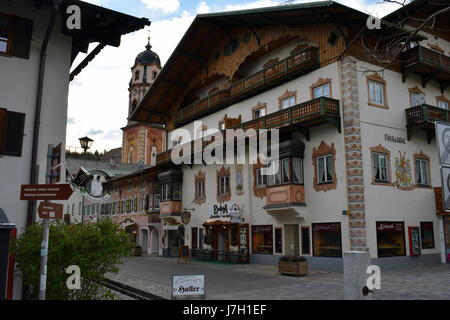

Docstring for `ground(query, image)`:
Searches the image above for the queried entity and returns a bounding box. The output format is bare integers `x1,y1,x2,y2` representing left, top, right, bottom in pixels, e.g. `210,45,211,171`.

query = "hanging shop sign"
181,211,191,224
208,203,243,223
83,173,111,202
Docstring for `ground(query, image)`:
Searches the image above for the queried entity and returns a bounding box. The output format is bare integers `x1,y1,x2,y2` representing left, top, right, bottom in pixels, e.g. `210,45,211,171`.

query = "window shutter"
10,16,33,59
1,109,25,156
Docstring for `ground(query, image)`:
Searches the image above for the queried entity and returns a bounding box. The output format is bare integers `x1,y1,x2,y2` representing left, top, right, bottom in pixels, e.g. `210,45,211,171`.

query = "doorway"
284,224,300,256
140,229,149,254
150,228,159,254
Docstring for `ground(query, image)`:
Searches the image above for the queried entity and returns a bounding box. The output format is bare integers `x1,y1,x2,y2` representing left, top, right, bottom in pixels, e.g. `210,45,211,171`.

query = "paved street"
106,256,450,300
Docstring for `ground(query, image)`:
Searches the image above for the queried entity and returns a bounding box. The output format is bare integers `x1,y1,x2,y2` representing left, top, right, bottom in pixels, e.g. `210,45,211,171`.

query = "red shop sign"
312,223,341,233
377,222,404,232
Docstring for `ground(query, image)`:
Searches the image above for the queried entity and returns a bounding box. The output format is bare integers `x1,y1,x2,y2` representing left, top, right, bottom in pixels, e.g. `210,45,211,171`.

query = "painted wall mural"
235,164,245,196
394,151,414,191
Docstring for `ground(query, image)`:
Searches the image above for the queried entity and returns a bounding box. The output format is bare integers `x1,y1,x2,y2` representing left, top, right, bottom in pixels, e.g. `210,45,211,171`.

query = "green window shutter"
10,16,33,59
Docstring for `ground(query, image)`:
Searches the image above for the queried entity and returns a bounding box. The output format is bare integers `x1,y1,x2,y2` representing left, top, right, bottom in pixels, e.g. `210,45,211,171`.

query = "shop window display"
312,223,342,257
252,225,273,254
376,222,406,257
420,222,434,249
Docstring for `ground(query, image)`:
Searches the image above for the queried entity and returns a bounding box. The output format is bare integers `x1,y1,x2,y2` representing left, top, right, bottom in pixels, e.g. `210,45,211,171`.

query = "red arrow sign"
20,184,73,200
38,202,63,220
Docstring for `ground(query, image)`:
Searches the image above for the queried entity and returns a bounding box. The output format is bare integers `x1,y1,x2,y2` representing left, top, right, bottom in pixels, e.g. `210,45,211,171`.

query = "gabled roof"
129,1,369,124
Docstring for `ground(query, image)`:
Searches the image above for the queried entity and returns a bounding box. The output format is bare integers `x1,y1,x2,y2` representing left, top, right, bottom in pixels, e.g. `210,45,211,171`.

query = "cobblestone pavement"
106,256,450,300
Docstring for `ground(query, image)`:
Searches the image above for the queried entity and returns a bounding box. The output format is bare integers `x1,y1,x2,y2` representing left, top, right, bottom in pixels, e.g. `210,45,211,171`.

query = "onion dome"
135,39,160,66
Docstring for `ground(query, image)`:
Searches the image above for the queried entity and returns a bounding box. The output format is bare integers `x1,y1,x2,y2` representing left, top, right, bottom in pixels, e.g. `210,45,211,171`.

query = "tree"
13,219,134,300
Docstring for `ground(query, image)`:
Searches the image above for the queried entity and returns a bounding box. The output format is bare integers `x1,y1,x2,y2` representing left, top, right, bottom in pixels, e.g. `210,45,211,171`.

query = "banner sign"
312,222,341,233
376,222,404,232
208,203,243,223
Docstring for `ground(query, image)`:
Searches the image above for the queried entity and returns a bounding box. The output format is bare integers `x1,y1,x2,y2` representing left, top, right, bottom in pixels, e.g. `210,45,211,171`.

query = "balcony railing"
406,104,449,143
174,46,320,126
401,46,450,89
157,97,340,166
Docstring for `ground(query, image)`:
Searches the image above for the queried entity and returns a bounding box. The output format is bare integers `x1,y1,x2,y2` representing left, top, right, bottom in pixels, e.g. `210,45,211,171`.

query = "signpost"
19,145,73,300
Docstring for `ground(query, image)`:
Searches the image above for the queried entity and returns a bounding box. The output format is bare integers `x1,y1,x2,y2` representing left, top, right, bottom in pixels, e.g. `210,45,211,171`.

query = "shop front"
444,217,450,263
312,222,342,257
376,221,406,257
193,203,249,263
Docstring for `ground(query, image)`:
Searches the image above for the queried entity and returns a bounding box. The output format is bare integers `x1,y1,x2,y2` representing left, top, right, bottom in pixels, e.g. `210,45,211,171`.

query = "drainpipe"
26,1,62,227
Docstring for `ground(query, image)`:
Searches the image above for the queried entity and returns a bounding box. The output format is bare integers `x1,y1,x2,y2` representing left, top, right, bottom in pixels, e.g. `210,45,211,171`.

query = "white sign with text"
172,275,205,296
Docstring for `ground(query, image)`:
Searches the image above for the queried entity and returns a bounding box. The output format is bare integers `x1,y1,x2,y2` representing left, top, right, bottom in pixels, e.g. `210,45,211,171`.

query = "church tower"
122,38,164,165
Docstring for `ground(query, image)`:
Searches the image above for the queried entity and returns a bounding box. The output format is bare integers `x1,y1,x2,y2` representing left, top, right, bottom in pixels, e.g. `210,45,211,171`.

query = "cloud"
67,117,77,125
197,1,211,14
87,129,104,136
102,129,123,140
224,0,279,11
140,0,180,14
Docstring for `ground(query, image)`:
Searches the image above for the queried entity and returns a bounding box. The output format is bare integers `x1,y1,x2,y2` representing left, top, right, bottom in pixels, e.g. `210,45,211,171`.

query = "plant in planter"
278,255,307,276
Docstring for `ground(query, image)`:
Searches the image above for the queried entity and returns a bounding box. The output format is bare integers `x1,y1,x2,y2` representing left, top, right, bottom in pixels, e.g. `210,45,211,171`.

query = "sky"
66,0,404,153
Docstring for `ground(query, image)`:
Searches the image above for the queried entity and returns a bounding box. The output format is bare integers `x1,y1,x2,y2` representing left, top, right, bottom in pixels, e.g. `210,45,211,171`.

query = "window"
373,152,389,183
161,183,170,201
408,41,418,49
301,227,311,255
218,175,230,195
376,222,406,257
0,108,26,156
409,87,425,107
317,155,333,184
196,179,205,199
281,96,295,109
141,178,146,190
312,223,342,257
415,158,429,186
154,194,160,210
256,168,267,188
368,80,384,105
153,71,158,79
252,225,273,254
134,179,138,190
0,14,11,54
143,66,147,83
420,222,434,249
253,107,266,119
173,182,182,200
267,160,281,186
437,97,449,110
0,14,33,59
313,83,330,98
134,70,140,80
292,158,303,184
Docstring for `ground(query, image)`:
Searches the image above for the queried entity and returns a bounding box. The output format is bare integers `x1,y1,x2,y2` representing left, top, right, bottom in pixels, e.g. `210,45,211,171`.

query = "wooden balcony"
157,97,340,166
174,46,320,127
406,104,449,143
401,46,450,92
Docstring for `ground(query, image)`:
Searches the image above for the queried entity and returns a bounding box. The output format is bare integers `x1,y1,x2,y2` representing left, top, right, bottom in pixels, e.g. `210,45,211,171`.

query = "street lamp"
79,136,93,154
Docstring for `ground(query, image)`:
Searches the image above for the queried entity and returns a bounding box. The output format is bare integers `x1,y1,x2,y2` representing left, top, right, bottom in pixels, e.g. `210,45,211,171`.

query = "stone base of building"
250,253,443,272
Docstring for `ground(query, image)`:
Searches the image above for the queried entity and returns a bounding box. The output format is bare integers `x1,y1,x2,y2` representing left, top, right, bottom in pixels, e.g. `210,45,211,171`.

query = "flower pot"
278,260,307,276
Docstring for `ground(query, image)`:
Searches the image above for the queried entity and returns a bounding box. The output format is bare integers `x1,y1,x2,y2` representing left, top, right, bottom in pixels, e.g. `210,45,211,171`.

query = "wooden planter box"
278,260,307,276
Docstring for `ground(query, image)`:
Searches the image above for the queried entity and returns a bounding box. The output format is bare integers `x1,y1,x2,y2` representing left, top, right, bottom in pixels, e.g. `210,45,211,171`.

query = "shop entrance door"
284,224,300,256
168,230,178,257
218,230,226,261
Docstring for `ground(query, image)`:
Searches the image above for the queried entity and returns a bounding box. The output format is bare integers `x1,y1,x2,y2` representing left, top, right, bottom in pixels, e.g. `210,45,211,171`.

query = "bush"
13,219,134,300
278,255,307,262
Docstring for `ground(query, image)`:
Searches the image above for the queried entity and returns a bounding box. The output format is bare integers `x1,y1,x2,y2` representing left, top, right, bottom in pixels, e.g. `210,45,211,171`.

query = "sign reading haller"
172,275,205,297
435,122,450,211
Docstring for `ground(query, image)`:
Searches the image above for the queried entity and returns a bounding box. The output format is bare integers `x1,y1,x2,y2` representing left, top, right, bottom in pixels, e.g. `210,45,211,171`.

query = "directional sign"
38,202,63,220
20,184,73,201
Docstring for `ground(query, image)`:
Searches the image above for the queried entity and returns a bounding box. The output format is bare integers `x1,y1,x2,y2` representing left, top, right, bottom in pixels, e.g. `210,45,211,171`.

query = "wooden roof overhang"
129,1,369,127
32,0,150,79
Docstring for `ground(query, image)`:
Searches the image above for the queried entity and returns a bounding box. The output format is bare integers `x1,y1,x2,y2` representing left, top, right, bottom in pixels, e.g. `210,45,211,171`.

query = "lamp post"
79,136,93,154
79,136,93,225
